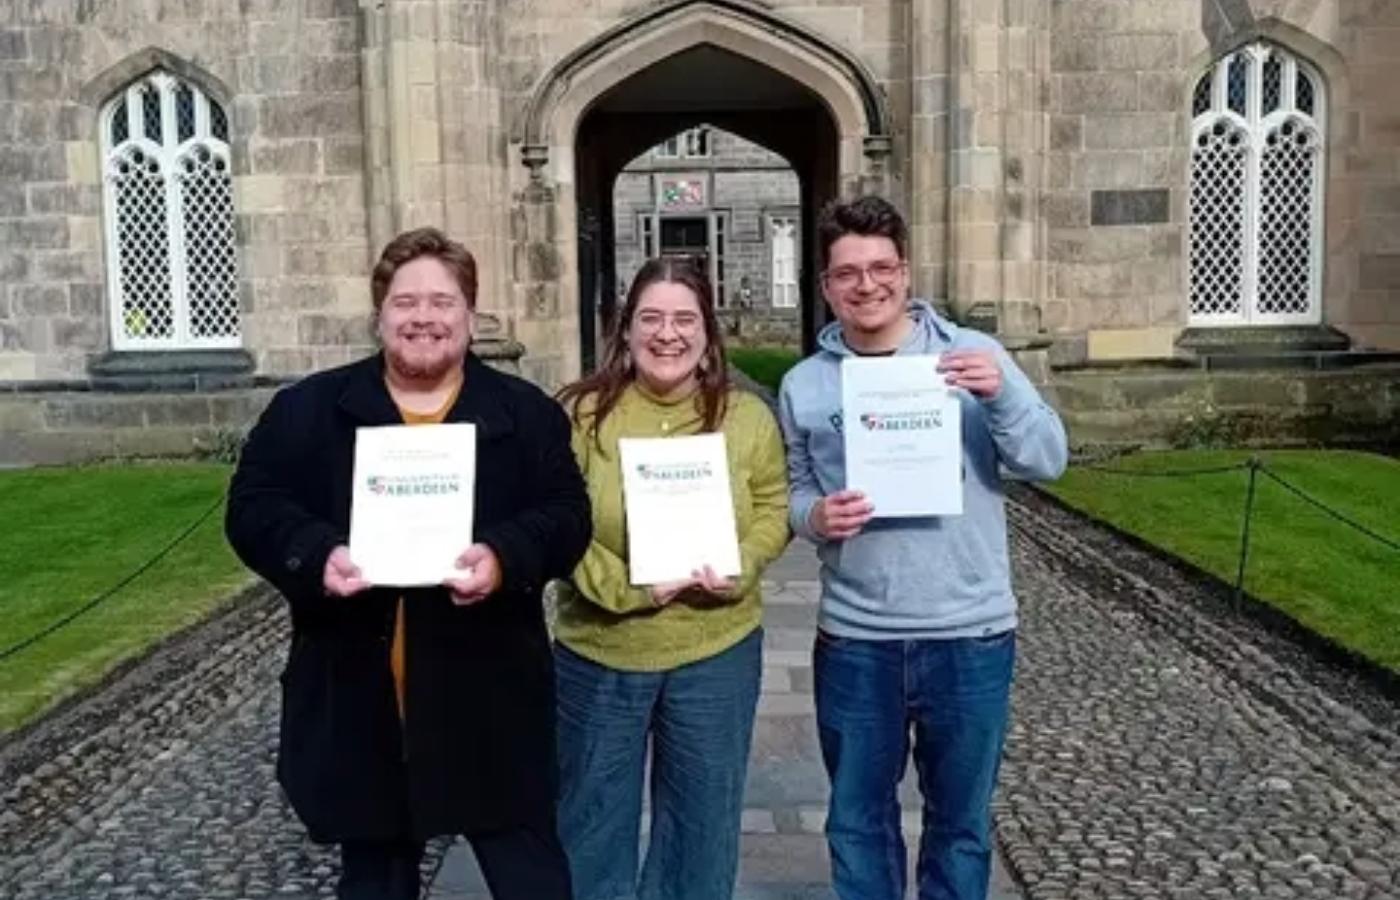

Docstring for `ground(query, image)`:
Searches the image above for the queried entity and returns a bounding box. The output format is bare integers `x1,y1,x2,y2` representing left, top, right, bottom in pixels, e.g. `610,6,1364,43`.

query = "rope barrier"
1075,461,1251,478
0,491,226,663
1067,454,1398,565
4,451,1392,664
1257,467,1400,553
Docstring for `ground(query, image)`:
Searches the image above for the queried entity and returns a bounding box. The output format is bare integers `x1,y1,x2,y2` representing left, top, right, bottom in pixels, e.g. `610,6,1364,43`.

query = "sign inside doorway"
658,175,707,210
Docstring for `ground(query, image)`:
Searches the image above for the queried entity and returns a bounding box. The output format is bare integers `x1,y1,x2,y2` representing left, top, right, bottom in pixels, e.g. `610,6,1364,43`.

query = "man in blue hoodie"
778,196,1068,900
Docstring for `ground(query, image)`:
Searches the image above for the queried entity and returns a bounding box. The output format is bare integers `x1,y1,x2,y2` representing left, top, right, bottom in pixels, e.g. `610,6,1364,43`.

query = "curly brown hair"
815,195,908,271
370,227,478,311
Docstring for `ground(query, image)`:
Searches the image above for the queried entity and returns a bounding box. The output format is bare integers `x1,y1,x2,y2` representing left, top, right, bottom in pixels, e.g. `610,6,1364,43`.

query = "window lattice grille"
176,83,196,143
1257,118,1319,316
1227,54,1249,115
111,98,128,145
1296,72,1315,115
1188,43,1324,325
178,145,239,338
141,85,161,141
1262,55,1282,115
101,70,240,349
1189,124,1248,318
1192,75,1212,117
112,146,174,340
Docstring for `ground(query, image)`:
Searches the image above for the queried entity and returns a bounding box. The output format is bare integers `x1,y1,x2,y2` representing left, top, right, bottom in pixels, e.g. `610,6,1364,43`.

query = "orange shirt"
389,384,461,720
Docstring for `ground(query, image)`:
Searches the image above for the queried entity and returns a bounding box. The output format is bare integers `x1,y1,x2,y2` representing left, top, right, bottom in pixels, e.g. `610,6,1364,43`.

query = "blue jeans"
555,629,762,900
814,630,1016,900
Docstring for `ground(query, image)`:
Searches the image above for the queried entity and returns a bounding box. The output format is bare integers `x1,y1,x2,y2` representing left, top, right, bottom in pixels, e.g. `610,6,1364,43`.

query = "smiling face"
626,279,708,398
822,234,912,350
377,256,471,384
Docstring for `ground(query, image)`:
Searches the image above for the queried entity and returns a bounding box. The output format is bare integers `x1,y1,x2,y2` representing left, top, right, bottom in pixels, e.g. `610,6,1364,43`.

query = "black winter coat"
225,353,590,842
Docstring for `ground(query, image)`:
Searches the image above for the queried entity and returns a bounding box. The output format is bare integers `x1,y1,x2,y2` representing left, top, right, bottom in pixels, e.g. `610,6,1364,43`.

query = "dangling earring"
698,358,709,375
623,350,634,372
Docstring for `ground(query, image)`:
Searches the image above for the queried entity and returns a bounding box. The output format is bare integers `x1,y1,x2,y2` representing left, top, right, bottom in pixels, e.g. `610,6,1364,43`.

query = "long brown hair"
559,257,730,448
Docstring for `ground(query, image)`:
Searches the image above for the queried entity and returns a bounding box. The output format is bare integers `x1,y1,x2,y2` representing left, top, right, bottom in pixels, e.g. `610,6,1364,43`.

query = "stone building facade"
1,0,1398,462
613,125,802,348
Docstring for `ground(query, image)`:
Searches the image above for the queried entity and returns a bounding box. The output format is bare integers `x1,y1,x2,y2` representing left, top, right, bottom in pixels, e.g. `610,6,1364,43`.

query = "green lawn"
1045,449,1400,671
729,346,802,394
0,463,252,734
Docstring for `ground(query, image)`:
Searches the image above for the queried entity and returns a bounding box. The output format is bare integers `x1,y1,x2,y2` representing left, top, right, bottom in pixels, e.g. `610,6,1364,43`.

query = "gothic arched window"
1188,42,1324,325
100,71,240,349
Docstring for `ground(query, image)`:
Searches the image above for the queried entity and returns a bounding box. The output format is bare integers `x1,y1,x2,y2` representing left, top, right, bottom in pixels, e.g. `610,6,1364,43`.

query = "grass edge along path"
1043,449,1400,673
729,346,801,395
0,463,253,735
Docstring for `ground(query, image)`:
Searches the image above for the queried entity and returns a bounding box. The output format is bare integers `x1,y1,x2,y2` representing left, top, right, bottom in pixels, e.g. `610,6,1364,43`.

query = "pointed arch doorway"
517,0,893,378
576,48,840,369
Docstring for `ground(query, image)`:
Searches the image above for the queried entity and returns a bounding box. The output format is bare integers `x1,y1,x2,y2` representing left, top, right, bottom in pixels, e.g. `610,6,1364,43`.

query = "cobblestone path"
3,491,1397,899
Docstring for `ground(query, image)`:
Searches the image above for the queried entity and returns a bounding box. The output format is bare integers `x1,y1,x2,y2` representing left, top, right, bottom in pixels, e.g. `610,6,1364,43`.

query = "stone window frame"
654,126,712,160
1187,41,1326,327
98,69,241,351
767,212,800,309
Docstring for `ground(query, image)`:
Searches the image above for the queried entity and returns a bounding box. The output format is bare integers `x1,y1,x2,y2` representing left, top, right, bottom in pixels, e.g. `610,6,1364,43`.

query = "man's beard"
386,342,461,382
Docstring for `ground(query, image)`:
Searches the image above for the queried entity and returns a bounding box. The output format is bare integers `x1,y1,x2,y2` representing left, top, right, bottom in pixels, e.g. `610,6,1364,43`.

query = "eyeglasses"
822,259,905,292
385,292,468,313
632,310,702,336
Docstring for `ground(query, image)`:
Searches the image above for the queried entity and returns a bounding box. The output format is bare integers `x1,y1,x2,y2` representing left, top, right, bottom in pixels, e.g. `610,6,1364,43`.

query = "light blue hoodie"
777,300,1068,639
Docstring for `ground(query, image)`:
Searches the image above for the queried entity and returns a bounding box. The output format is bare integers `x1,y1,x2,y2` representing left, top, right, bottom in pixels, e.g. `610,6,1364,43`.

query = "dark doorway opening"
573,46,840,371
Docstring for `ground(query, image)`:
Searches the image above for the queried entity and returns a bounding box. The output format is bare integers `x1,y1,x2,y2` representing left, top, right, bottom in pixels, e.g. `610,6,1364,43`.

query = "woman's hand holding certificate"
647,564,737,607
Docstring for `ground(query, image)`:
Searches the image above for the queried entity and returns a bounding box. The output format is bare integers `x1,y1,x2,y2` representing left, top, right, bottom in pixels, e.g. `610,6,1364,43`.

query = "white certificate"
349,423,476,586
842,355,963,517
619,433,742,586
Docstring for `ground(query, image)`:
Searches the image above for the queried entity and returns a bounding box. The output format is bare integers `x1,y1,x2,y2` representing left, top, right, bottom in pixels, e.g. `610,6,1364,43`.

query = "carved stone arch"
507,0,896,383
1189,17,1347,110
80,47,234,109
517,0,892,174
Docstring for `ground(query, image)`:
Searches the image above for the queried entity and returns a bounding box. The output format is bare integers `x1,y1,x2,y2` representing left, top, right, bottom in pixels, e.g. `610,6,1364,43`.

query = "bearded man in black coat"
226,228,590,900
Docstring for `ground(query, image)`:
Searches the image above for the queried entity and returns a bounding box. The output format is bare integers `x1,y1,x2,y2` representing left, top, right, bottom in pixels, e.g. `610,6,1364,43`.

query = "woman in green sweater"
554,257,790,900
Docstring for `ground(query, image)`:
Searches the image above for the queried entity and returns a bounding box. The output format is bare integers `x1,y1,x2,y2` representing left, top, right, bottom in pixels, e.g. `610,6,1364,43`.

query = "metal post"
1234,456,1261,609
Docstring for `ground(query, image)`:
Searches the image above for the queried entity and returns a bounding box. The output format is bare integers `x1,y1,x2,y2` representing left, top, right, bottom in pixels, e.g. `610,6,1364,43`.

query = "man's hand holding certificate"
619,433,742,587
349,423,476,586
842,355,963,517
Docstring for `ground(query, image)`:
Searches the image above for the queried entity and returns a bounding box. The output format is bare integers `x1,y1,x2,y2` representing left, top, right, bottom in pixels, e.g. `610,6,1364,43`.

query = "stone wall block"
1360,254,1400,290
1051,34,1099,71
51,315,103,350
12,284,69,317
298,313,369,346
0,29,27,60
1100,33,1178,71
1072,152,1144,189
1083,114,1173,150
143,396,215,427
69,282,104,318
0,146,67,181
260,93,361,139
26,183,100,215
43,397,145,430
1056,74,1138,113
251,138,324,175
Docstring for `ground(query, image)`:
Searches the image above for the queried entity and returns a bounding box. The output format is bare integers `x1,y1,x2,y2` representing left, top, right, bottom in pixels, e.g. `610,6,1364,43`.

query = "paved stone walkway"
427,542,1021,900
2,491,1397,899
427,543,1021,900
